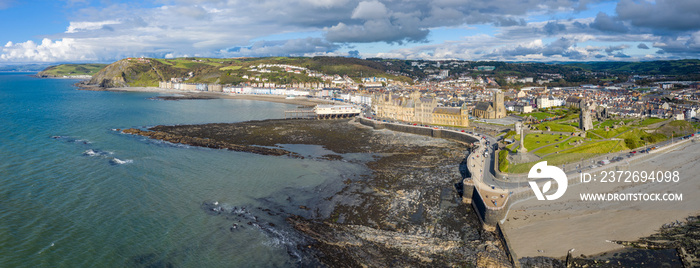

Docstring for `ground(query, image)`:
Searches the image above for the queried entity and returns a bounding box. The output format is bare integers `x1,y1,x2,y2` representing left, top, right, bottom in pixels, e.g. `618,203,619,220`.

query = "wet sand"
503,139,700,258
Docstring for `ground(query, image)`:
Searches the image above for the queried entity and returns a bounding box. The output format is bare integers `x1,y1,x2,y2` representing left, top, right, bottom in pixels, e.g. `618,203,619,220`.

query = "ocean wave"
51,135,91,144
110,158,133,165
82,149,113,157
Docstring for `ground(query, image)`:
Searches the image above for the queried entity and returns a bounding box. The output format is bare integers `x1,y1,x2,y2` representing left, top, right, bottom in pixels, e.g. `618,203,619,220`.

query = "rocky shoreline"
123,119,513,267
121,128,299,157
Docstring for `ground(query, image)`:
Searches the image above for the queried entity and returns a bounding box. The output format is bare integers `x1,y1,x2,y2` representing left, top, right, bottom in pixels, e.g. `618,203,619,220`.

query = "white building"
314,105,361,119
686,108,697,120
536,97,563,109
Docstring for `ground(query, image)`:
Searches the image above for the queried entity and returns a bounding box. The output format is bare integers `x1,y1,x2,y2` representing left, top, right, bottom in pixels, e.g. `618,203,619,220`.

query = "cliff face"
87,59,183,88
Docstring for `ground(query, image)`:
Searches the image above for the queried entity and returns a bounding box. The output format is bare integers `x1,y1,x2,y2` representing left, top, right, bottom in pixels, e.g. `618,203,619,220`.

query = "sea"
0,73,367,267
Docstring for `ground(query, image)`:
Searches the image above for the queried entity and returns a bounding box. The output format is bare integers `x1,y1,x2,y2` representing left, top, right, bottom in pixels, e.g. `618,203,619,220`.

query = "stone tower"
579,100,593,131
515,122,527,153
494,91,506,118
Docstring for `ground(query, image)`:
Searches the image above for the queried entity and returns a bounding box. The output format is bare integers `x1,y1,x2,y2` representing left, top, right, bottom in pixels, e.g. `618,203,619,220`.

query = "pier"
284,109,316,119
285,104,362,120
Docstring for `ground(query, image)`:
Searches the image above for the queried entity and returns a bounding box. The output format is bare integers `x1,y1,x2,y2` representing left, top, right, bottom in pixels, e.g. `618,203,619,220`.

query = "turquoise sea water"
0,73,365,267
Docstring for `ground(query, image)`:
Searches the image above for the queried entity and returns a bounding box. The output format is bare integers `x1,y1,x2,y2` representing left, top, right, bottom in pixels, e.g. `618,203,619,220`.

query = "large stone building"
373,91,469,127
374,91,437,123
432,107,470,127
473,91,506,119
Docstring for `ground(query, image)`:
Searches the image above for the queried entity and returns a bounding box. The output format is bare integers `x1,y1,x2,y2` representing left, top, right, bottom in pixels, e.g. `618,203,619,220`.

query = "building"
314,105,361,119
513,103,533,114
686,108,697,120
373,91,439,124
536,97,563,109
472,91,506,119
566,96,582,108
579,100,594,131
432,107,469,127
373,91,470,127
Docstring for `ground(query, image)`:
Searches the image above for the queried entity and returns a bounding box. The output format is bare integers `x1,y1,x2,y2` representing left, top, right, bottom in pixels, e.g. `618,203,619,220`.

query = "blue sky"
1,0,699,63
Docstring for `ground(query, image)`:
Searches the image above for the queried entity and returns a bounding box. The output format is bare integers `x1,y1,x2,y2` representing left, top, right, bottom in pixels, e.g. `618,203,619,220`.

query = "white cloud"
1,0,699,62
66,20,122,33
0,38,96,62
351,1,388,20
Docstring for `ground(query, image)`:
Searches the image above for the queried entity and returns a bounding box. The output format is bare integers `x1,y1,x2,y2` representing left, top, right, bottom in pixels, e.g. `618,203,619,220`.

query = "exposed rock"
126,119,513,267
122,128,299,157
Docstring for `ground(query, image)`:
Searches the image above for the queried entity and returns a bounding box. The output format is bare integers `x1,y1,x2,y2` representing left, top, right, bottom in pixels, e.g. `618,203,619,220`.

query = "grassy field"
589,126,631,139
522,133,568,151
502,115,690,174
220,65,243,70
142,56,415,85
639,118,667,126
527,112,558,120
532,136,585,156
598,119,633,128
37,64,107,77
532,122,578,132
508,140,628,173
550,113,579,123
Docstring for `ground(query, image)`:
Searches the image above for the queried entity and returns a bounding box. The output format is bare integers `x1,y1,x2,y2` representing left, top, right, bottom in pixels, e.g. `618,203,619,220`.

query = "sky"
0,0,699,63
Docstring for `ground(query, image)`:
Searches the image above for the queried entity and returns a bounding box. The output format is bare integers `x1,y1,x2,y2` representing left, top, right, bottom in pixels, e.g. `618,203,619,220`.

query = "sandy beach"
503,138,700,258
86,86,335,106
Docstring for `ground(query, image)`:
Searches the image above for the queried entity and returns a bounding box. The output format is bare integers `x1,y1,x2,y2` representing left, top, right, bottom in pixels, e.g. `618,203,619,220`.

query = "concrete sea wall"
358,117,479,144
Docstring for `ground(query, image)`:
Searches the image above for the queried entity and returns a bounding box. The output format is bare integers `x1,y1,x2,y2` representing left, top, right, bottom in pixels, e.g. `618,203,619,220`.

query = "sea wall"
470,187,507,231
496,223,520,268
359,117,517,266
358,117,478,144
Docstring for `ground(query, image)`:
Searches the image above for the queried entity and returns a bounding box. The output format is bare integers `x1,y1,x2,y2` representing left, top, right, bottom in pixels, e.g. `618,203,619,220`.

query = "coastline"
79,85,334,106
121,118,512,267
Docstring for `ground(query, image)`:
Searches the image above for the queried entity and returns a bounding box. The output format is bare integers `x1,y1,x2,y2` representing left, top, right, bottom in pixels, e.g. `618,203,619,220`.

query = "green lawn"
639,118,667,126
527,112,558,120
599,119,621,128
522,133,568,151
508,140,629,173
533,122,578,132
589,126,631,139
533,136,584,156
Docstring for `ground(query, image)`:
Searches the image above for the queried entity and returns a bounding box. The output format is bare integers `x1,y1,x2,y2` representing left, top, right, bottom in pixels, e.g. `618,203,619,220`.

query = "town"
155,60,700,129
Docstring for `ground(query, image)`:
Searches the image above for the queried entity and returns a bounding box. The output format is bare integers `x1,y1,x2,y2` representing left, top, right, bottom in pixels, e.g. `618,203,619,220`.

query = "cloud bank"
1,0,699,62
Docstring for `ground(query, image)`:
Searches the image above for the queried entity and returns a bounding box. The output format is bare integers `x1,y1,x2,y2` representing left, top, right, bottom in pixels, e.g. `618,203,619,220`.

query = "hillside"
83,57,700,88
86,57,414,88
572,59,700,75
36,64,107,78
87,59,187,87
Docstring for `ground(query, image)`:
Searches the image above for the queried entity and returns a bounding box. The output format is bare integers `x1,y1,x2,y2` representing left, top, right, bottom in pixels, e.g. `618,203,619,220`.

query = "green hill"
571,59,700,75
84,57,700,88
86,56,414,88
36,64,107,78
